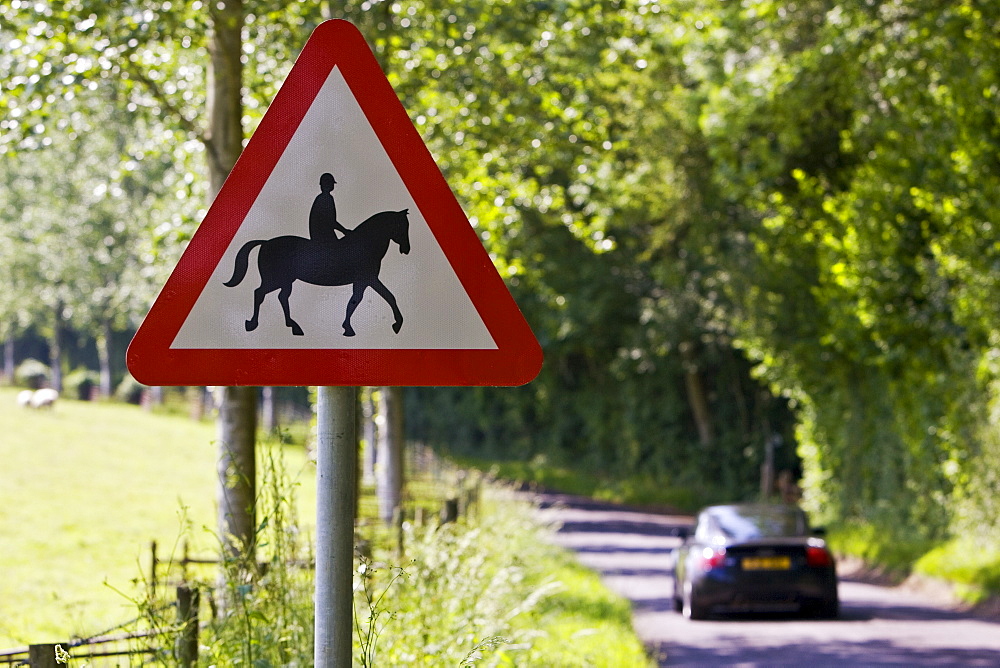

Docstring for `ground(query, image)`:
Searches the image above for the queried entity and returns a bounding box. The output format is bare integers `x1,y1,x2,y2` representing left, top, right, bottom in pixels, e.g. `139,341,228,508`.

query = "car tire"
814,596,839,619
682,582,708,620
672,579,683,613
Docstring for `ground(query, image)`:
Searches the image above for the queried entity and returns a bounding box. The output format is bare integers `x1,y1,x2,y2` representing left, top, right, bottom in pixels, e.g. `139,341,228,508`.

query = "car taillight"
806,545,834,567
699,547,727,570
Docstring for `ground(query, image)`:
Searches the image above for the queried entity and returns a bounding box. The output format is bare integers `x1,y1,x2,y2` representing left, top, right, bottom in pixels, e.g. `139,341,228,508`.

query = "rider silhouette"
309,172,350,244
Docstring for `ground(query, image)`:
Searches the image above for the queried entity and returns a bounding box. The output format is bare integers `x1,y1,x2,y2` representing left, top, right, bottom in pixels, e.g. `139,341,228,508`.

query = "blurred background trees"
3,0,1000,544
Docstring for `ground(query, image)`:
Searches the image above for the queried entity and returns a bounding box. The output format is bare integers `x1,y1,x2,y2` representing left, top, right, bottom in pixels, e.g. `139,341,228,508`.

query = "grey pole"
315,386,357,667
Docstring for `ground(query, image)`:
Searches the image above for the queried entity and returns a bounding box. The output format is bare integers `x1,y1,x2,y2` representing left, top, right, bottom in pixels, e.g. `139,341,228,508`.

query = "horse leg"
342,283,367,337
277,284,304,336
370,279,403,333
246,284,270,332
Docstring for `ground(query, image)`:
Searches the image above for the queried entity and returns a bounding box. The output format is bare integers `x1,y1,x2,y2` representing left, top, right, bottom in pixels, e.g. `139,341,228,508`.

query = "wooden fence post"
28,644,60,668
149,540,158,596
441,497,459,524
175,585,200,668
466,479,481,520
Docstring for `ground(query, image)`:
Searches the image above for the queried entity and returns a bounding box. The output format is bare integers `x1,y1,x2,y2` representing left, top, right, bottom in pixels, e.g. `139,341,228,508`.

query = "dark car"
672,503,838,620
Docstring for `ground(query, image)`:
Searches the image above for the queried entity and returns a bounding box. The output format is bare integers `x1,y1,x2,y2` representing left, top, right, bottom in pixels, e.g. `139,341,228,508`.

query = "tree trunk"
97,319,113,398
206,0,245,197
216,386,257,557
49,301,63,392
361,387,377,486
261,386,277,432
3,334,14,383
680,341,714,447
376,387,404,524
207,0,255,563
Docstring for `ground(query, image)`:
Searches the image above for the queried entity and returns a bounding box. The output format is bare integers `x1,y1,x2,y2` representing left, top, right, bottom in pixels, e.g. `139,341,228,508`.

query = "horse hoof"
245,320,258,332
343,326,356,337
392,321,403,334
290,324,304,336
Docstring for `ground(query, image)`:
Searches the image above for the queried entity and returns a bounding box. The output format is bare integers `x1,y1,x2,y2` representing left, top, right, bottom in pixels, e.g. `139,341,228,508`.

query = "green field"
0,386,317,647
0,387,654,666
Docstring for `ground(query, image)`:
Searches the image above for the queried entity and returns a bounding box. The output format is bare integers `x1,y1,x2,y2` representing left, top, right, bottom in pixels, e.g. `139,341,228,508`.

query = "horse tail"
223,239,266,287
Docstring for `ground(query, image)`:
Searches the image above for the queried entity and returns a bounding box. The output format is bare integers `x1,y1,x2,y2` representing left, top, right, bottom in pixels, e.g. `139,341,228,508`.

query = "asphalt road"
534,492,1000,668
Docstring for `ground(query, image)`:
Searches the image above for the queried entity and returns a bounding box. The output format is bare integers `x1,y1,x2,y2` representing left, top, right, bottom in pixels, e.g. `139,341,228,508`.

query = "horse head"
394,209,411,255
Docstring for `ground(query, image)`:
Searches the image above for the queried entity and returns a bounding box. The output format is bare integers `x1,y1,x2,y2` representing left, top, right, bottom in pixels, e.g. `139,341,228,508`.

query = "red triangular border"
126,20,542,387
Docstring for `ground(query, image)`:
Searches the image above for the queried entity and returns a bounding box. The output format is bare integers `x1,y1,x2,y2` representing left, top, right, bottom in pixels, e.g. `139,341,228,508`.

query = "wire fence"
0,624,166,667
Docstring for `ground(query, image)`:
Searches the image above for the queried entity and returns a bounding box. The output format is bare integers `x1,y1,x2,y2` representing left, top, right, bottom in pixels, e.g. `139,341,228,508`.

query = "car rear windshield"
704,506,808,541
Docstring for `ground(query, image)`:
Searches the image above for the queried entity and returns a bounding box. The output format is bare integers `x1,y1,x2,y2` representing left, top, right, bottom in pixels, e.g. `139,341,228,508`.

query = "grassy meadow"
0,386,317,647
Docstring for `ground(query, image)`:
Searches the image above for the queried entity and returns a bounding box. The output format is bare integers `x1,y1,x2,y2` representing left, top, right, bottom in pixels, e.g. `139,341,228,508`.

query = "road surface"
534,492,1000,667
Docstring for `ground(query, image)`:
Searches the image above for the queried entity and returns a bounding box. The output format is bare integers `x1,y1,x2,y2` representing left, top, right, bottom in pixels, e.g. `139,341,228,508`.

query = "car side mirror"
810,526,827,537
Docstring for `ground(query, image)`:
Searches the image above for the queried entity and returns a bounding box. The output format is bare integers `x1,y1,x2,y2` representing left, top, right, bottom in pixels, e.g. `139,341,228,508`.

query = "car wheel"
672,578,683,613
814,596,839,619
682,581,708,620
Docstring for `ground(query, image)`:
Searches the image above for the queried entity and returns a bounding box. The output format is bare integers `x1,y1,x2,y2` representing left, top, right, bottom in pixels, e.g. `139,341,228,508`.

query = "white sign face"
171,66,497,351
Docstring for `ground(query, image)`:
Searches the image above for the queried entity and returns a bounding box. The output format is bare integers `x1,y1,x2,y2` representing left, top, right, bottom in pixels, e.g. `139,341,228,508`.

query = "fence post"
150,540,158,596
175,585,200,668
181,540,190,582
466,479,481,520
441,497,459,524
28,644,60,668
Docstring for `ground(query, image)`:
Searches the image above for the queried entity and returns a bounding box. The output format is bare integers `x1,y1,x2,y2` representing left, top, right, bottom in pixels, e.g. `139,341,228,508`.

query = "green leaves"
671,0,1000,534
7,0,1000,541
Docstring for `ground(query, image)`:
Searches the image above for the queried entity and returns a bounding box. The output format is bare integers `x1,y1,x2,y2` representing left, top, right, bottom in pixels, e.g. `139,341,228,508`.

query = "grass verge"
828,522,1000,605
459,456,706,512
351,491,654,667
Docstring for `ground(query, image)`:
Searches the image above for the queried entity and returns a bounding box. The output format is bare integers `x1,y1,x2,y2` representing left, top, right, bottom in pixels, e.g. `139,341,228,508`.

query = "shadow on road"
649,638,1000,668
556,519,688,536
572,544,674,555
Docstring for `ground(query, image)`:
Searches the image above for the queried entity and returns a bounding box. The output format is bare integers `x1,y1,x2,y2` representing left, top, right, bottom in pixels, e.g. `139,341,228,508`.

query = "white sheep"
29,388,59,409
16,390,34,408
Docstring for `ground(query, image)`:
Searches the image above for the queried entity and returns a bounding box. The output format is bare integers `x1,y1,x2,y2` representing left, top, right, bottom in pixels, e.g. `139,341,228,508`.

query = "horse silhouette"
223,209,410,337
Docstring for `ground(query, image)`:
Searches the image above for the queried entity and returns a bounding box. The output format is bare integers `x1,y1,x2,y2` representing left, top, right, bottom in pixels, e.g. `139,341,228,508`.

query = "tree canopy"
4,0,1000,540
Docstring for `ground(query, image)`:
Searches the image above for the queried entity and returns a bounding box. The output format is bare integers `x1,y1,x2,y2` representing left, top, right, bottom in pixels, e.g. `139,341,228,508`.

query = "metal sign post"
314,385,356,666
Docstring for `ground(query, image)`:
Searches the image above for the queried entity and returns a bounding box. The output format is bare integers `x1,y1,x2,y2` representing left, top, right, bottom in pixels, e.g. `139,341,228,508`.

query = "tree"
392,0,791,497
669,0,1000,537
204,0,261,565
0,0,267,560
375,387,405,524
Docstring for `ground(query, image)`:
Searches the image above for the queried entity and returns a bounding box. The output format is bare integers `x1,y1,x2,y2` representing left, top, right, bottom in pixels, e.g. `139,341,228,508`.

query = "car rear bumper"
692,570,838,614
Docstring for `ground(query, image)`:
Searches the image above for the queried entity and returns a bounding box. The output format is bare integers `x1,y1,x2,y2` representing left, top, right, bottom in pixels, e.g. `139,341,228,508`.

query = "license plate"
742,556,791,570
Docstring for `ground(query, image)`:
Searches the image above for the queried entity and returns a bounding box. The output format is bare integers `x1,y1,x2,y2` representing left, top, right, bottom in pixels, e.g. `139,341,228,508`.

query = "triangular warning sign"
127,20,542,387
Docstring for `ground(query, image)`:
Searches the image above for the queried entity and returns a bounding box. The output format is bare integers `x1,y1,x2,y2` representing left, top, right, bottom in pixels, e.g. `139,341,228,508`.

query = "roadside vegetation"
0,387,652,666
828,524,1000,607
463,456,707,512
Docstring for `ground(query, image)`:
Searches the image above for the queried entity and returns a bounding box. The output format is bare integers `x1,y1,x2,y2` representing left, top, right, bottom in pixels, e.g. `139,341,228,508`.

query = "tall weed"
198,442,314,666
353,503,559,665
